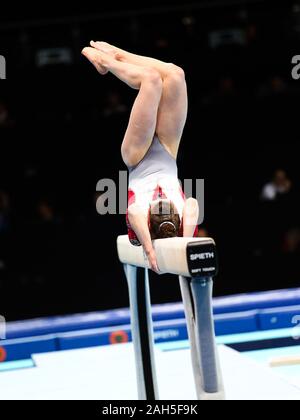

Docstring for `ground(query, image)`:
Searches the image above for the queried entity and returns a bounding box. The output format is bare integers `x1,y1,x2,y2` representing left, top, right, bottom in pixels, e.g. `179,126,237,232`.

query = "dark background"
0,0,300,321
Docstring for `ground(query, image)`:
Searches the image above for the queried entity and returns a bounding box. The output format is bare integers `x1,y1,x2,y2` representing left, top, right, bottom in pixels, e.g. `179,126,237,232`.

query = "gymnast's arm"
127,203,159,273
182,198,199,237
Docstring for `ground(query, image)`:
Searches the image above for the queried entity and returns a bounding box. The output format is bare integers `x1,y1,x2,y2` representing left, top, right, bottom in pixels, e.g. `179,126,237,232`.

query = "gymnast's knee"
142,68,163,88
165,64,185,82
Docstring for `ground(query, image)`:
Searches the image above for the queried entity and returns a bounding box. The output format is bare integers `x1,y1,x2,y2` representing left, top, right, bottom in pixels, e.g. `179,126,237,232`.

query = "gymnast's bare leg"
91,41,188,159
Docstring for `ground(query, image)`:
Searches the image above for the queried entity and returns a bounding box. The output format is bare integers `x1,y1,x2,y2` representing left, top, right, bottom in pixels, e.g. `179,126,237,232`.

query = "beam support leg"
180,276,225,400
124,264,159,400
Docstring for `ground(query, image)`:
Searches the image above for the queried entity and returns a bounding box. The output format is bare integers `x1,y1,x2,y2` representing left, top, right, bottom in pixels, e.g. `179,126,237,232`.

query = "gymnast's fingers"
148,251,160,274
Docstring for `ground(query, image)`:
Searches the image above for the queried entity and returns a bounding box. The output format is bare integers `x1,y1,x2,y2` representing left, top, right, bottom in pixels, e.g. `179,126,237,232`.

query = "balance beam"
117,235,218,278
117,235,225,401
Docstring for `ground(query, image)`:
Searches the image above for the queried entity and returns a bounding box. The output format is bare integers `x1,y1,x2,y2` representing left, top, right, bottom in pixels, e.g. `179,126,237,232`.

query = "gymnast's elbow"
127,203,141,222
184,198,199,214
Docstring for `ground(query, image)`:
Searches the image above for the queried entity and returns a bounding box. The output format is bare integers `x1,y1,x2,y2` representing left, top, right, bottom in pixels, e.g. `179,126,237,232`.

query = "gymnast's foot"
81,46,109,75
90,41,124,62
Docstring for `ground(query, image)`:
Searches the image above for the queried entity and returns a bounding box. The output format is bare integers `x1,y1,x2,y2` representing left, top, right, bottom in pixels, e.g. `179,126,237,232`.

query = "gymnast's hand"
127,203,160,273
145,247,160,274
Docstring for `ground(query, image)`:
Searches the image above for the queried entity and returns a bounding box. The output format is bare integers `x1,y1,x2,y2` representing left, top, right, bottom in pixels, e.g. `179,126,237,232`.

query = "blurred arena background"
0,0,300,321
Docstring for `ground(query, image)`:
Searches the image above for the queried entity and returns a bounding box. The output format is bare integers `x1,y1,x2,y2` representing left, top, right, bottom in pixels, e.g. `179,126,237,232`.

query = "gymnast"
82,42,199,273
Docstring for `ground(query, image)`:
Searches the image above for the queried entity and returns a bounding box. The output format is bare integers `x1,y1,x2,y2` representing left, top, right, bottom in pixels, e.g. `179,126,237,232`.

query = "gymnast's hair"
149,199,181,240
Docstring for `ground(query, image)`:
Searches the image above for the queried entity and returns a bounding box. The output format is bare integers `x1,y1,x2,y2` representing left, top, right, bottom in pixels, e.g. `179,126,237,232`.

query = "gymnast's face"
148,199,181,240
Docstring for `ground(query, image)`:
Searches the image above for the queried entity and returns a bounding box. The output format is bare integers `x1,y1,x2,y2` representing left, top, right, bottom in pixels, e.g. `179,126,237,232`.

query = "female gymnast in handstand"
82,42,199,273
